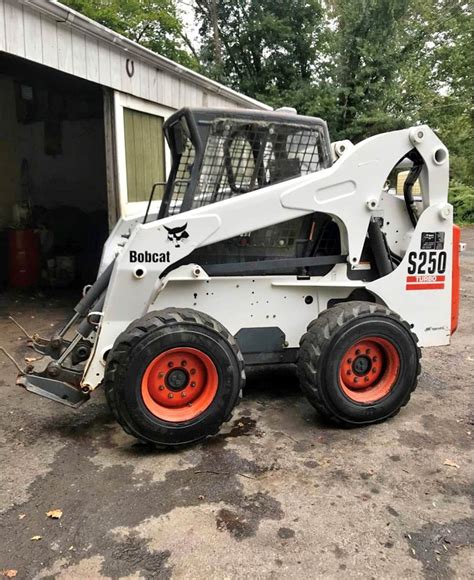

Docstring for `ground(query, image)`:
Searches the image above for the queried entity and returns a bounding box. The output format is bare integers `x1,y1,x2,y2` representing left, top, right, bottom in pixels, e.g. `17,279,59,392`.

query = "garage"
0,0,268,294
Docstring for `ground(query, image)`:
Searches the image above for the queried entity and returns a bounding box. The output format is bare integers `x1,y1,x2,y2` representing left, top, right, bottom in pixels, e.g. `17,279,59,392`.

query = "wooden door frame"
112,91,175,218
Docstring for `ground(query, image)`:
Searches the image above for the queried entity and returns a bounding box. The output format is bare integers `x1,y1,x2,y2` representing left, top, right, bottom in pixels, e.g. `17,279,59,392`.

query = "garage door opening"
0,54,108,292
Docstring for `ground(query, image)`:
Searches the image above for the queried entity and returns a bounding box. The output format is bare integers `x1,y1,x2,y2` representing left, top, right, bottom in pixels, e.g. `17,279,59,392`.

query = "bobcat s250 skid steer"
15,107,461,447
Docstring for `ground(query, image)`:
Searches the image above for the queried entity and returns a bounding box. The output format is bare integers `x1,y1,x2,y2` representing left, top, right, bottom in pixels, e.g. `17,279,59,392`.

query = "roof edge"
19,0,272,110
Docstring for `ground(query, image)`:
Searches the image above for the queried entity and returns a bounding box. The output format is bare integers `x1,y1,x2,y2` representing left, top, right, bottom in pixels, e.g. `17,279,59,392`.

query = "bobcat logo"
164,223,189,248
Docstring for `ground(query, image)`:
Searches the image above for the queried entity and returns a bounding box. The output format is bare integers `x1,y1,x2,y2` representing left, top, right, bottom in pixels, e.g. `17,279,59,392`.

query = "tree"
195,0,328,102
62,0,198,68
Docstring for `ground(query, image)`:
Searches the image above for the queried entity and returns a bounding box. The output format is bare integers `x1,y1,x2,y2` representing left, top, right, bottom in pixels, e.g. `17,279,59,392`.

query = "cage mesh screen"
168,125,196,216
192,120,324,210
165,115,333,267
166,118,326,216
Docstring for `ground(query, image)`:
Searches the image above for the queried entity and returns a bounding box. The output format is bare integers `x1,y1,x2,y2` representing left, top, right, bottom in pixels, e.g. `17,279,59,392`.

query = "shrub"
449,182,474,224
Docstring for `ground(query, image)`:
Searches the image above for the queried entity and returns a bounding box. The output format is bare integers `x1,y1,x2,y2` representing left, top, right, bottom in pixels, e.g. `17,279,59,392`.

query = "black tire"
104,308,245,447
297,301,421,426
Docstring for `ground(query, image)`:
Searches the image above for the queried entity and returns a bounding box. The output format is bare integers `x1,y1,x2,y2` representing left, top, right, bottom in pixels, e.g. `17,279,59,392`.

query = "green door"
123,108,165,203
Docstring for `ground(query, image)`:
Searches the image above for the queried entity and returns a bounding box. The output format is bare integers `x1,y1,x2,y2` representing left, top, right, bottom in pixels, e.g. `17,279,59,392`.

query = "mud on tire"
104,308,245,447
297,301,421,427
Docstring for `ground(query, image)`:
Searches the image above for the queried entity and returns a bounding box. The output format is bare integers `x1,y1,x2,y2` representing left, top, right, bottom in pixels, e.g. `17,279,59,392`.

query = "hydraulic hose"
404,151,423,228
368,218,394,277
74,260,114,317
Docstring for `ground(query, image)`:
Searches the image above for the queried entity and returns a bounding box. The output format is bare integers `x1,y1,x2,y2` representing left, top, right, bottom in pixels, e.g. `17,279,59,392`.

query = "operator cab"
149,107,342,277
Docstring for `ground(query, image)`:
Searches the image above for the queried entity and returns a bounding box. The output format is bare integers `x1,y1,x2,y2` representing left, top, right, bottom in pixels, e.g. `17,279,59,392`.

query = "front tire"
297,301,421,426
104,308,245,447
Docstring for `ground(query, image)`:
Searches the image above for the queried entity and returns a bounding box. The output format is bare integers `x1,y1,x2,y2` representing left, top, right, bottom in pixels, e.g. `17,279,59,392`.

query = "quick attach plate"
17,373,89,409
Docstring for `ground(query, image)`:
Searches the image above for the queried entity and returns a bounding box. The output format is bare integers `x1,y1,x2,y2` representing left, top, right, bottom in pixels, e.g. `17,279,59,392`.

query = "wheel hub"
352,355,372,376
166,368,189,391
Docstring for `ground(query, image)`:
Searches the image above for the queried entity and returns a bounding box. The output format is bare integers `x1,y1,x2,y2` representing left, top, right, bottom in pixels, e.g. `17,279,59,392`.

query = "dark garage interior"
0,54,109,293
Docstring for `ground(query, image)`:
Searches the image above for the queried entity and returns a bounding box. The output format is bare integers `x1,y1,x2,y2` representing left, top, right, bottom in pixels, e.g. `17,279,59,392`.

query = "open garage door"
0,54,108,290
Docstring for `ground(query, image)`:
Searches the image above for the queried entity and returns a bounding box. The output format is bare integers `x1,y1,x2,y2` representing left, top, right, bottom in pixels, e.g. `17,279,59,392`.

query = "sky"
176,1,201,47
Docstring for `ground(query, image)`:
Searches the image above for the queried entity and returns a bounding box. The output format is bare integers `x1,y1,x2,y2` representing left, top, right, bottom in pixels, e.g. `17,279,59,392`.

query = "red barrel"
8,229,40,288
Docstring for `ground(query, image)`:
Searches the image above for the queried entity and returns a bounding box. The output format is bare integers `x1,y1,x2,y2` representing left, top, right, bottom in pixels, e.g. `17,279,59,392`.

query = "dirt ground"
0,228,472,580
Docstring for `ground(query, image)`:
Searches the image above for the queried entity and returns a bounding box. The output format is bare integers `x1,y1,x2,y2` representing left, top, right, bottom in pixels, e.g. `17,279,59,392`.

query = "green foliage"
62,0,198,68
195,0,328,97
449,182,474,224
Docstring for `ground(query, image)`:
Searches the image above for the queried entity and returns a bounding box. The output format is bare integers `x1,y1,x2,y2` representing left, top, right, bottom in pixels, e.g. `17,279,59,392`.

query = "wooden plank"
85,37,99,82
154,70,163,104
109,48,122,90
40,14,58,68
98,43,111,87
57,24,73,73
139,62,150,101
0,0,8,52
149,68,158,102
71,30,87,79
160,71,174,109
4,0,25,57
124,109,137,202
142,112,152,197
103,89,120,229
23,6,42,61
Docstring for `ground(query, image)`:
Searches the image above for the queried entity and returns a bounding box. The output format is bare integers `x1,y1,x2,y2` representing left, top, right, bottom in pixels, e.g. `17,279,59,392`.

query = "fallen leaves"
46,508,63,519
30,535,42,541
1,570,17,578
443,459,460,469
24,356,42,363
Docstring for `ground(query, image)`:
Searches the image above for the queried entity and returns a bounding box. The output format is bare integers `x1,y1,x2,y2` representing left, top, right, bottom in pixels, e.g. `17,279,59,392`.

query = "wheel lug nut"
159,385,165,391
190,368,196,375
346,370,351,376
168,393,174,399
168,361,174,368
372,368,377,373
354,377,358,383
191,381,196,387
181,360,187,366
366,349,371,354
372,356,378,362
181,392,186,398
159,372,165,378
355,349,361,355
347,358,352,364
364,376,369,382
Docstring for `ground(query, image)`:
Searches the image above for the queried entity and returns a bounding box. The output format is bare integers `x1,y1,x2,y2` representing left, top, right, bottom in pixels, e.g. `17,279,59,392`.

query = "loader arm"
82,124,450,389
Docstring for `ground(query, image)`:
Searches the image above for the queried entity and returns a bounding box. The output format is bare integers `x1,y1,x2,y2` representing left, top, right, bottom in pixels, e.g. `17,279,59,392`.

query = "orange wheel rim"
339,337,400,404
141,347,218,422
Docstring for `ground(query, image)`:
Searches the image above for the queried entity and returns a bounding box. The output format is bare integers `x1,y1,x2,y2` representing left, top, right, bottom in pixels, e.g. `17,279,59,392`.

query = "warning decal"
421,232,445,250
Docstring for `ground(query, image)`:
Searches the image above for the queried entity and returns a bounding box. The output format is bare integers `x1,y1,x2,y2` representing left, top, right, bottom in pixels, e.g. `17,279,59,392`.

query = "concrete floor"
0,229,473,580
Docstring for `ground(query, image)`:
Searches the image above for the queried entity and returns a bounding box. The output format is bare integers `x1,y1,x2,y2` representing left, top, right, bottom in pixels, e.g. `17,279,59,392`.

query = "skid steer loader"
14,107,461,447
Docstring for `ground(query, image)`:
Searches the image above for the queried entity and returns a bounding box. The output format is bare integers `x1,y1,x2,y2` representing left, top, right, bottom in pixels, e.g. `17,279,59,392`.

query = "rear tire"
297,301,421,426
104,308,245,447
